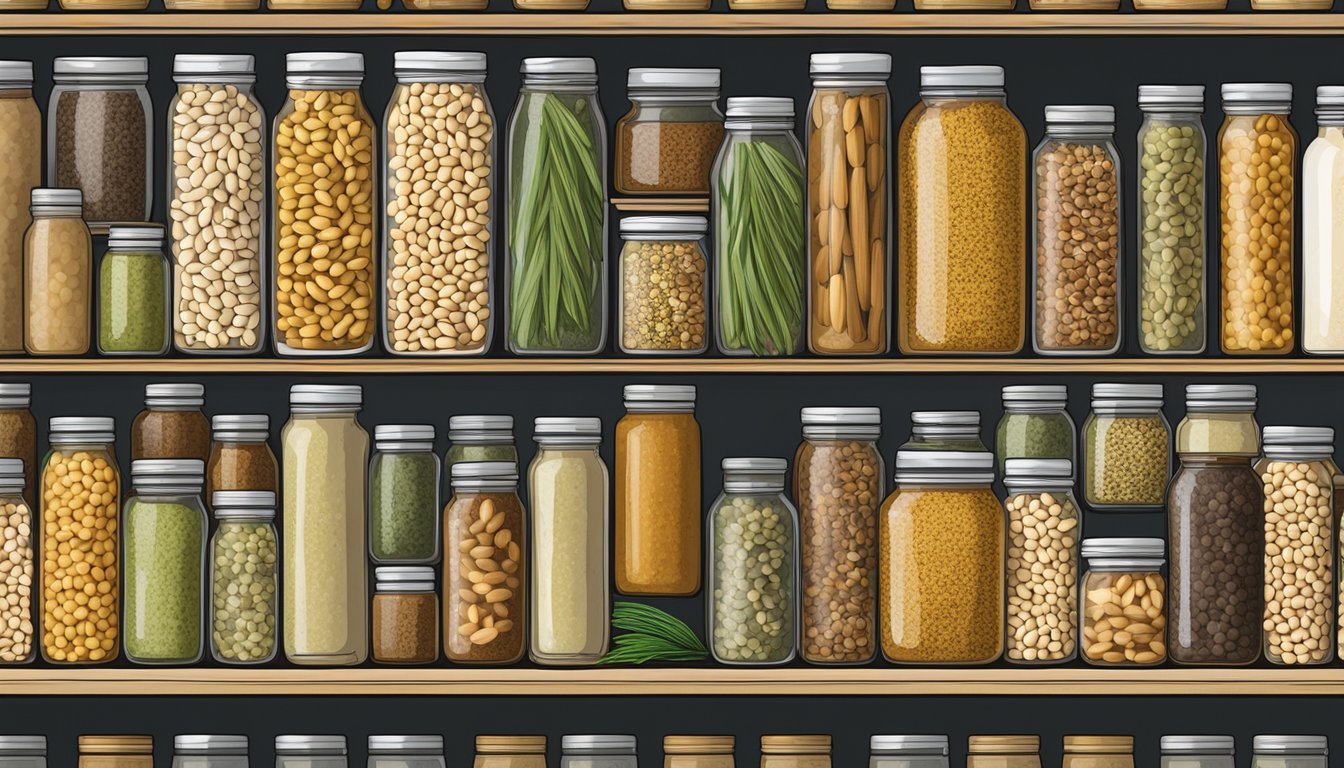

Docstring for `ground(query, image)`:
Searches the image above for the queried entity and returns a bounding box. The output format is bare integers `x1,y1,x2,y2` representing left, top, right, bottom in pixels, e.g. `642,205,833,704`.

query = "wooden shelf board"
611,197,710,213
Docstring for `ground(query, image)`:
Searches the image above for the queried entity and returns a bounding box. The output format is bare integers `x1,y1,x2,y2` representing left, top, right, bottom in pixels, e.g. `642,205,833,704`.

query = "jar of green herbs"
995,385,1075,473
369,424,441,565
98,224,168,355
446,415,518,467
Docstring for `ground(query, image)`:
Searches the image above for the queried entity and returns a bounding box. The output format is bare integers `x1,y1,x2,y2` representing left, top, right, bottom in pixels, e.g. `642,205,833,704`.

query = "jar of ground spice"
49,58,151,227
761,736,830,768
1063,738,1134,768
0,61,41,353
447,415,518,467
99,225,169,356
0,383,36,507
370,425,440,565
208,414,278,498
900,411,987,452
132,383,210,462
24,188,92,356
474,737,546,768
967,737,1041,768
209,491,277,665
616,69,723,193
870,736,948,768
372,566,439,664
996,385,1076,473
618,216,709,355
1082,383,1171,509
78,737,153,768
665,737,733,768
369,737,444,768
443,461,525,664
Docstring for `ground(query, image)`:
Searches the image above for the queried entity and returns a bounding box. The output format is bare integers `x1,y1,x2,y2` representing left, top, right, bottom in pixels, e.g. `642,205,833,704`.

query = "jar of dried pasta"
1082,383,1170,509
1062,738,1134,768
1080,538,1166,666
618,216,709,355
615,69,723,192
879,450,1004,664
968,737,1040,768
443,461,525,664
761,737,829,768
898,66,1025,354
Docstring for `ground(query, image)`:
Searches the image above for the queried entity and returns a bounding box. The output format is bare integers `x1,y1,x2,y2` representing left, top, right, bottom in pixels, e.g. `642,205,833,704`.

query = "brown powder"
372,591,438,664
207,440,278,497
617,120,724,194
131,408,209,462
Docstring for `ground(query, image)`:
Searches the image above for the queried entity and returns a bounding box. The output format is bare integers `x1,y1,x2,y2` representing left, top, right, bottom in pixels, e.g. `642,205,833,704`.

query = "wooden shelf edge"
611,197,710,213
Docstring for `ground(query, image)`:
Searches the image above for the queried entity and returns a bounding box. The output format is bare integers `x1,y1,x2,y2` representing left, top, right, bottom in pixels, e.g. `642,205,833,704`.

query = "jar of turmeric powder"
897,66,1026,355
615,384,700,596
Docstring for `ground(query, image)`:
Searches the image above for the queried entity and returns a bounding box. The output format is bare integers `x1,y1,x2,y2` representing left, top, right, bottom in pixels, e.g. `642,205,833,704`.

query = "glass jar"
616,69,723,193
562,737,636,768
209,490,278,665
275,738,346,768
369,738,444,768
1219,83,1296,355
713,97,805,357
23,188,92,356
49,58,151,226
1161,736,1235,768
443,461,526,664
899,66,1025,354
1168,385,1261,666
967,737,1041,768
996,385,1075,473
40,417,120,664
869,736,948,768
760,737,829,768
665,738,733,768
372,566,439,664
1082,383,1171,509
370,425,441,565
707,457,799,665
880,450,1004,664
1080,538,1166,666
170,54,266,354
901,411,987,452
1251,737,1328,768
506,58,607,355
1256,426,1335,666
807,54,891,356
0,460,32,664
794,407,881,664
1062,738,1133,768
99,225,169,355
282,384,369,666
0,738,44,768
273,53,376,357
1032,106,1121,355
474,737,546,768
132,383,210,462
79,738,152,768
0,63,39,354
1305,87,1344,353
0,383,37,507
447,415,518,466
1003,458,1080,665
208,414,278,497
616,385,701,596
529,417,609,665
384,52,495,355
1138,85,1207,355
618,215,710,355
173,736,248,768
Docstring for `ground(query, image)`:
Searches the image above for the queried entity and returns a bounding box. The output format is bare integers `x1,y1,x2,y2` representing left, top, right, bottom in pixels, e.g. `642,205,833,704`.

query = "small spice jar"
1002,458,1080,665
209,490,278,665
618,215,709,355
443,461,525,664
563,738,637,768
23,188,92,356
447,415,517,467
370,425,441,565
0,459,34,664
1080,538,1166,666
369,738,444,768
208,415,278,497
79,738,153,768
1082,383,1171,509
901,411,987,452
0,383,37,507
870,737,948,768
275,737,346,768
967,737,1041,768
1161,736,1235,768
1062,738,1134,768
0,62,41,352
173,736,248,768
0,737,45,768
99,225,169,356
707,457,799,665
615,69,723,192
761,737,829,768
49,58,152,224
474,737,546,768
665,737,733,768
1252,737,1328,768
372,566,439,665
996,385,1075,473
132,383,210,462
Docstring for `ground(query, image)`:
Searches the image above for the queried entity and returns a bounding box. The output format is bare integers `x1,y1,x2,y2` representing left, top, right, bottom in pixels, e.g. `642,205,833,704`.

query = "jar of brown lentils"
618,216,709,355
615,69,723,194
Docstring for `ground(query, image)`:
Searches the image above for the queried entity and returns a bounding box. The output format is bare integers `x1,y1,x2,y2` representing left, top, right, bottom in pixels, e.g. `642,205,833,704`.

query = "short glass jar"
0,384,35,507
447,415,517,467
1080,538,1166,666
618,215,710,355
369,737,444,768
616,69,723,193
562,737,637,768
1161,736,1235,768
901,411,987,452
869,736,947,768
1082,383,1171,509
761,737,829,768
1176,384,1259,454
208,414,278,497
370,425,441,565
0,62,41,354
0,459,32,665
665,738,733,768
24,188,92,356
1002,458,1080,665
967,737,1041,768
275,737,346,768
996,385,1075,472
1062,738,1134,768
132,383,210,463
79,738,152,768
474,738,546,768
173,736,248,768
0,737,44,768
99,225,169,355
372,566,439,665
209,490,278,665
1251,737,1328,768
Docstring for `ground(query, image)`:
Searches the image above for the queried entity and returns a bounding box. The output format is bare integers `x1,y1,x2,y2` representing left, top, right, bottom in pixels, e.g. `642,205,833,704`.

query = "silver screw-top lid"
373,567,436,593
911,410,980,426
174,736,248,754
722,457,787,493
394,51,486,77
1092,383,1163,400
894,450,994,484
623,384,696,412
627,67,719,92
1222,82,1292,105
801,406,881,440
1044,105,1115,128
1138,84,1205,110
48,416,115,443
725,97,794,120
54,56,149,78
1184,384,1256,411
1082,537,1165,560
1261,425,1334,459
448,414,514,444
1253,737,1327,756
921,65,1003,90
368,736,444,754
375,424,435,447
290,384,362,409
1161,737,1234,755
869,736,949,755
0,383,31,409
809,52,892,78
211,491,276,520
212,414,269,441
1002,385,1067,404
0,737,45,755
274,737,346,755
29,188,83,215
287,52,363,74
108,225,166,251
131,459,205,490
619,215,708,239
173,54,256,81
534,417,602,445
145,382,205,407
1003,458,1073,482
521,57,597,85
0,61,34,88
451,460,519,485
562,736,637,755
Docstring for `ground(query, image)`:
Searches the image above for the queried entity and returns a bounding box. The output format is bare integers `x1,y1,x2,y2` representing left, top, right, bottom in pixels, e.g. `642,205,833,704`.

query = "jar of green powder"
369,424,441,565
98,224,168,355
446,415,518,467
996,385,1076,473
123,458,207,665
900,411,987,452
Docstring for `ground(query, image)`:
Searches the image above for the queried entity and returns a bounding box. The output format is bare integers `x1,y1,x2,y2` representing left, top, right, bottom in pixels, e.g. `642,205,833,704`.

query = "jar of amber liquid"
475,737,546,768
1062,738,1133,768
968,737,1041,768
207,414,279,498
761,737,830,768
79,738,153,768
666,737,733,768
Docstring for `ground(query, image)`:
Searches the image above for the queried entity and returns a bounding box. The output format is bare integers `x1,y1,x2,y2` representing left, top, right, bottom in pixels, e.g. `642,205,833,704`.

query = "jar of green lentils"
1082,383,1171,509
900,411,987,452
369,424,441,565
446,415,518,467
995,385,1075,473
98,224,169,355
209,491,278,665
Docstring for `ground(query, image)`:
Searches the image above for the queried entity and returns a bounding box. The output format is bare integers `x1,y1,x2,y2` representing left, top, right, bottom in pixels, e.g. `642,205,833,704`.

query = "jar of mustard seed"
1251,737,1328,768
616,69,723,193
967,737,1041,768
665,737,733,768
79,737,153,768
209,490,278,665
173,735,248,768
372,566,438,665
24,188,92,356
275,737,346,768
996,385,1076,473
443,461,525,664
1161,736,1235,768
0,383,37,507
369,737,444,768
618,216,709,355
0,737,45,768
1080,538,1167,666
1062,738,1134,768
760,736,829,768
132,383,210,463
447,415,518,467
870,736,948,768
99,224,169,356
208,415,278,498
474,737,546,768
900,411,987,452
1083,383,1171,509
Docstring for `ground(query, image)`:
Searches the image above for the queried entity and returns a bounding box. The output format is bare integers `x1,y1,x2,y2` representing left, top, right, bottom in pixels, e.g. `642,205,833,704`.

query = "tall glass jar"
443,461,526,664
369,424,441,565
880,450,1004,664
618,216,710,355
0,459,32,664
793,407,881,664
275,738,346,768
273,53,376,357
23,188,92,356
713,97,805,357
898,66,1025,355
371,567,438,665
562,737,636,768
447,415,517,466
870,737,947,768
0,62,39,354
761,737,829,768
79,738,152,768
806,53,891,356
48,57,152,229
209,490,278,665
132,382,210,462
1062,738,1133,768
208,414,278,497
529,417,609,665
1168,384,1262,666
40,417,120,664
0,385,35,507
615,384,701,596
665,738,732,768
1080,538,1167,666
1082,383,1171,509
474,738,546,768
384,52,495,357
1138,85,1207,355
615,68,723,195
1304,86,1344,353
1219,83,1296,355
1033,106,1121,355
1003,458,1080,665
901,411,986,452
170,54,266,355
173,736,248,768
506,58,606,355
99,225,169,356
996,385,1075,472
282,384,369,666
707,458,799,665
368,738,443,768
1161,737,1235,768
1252,738,1327,768
0,738,44,768
967,737,1040,768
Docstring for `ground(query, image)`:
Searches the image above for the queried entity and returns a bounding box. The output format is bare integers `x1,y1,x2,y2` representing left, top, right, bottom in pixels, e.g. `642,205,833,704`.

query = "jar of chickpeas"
617,216,708,355
1080,538,1166,666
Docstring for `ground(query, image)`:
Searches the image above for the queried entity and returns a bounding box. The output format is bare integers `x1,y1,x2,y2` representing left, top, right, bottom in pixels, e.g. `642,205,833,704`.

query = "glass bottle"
209,490,278,665
562,737,637,768
0,384,35,507
1219,83,1296,355
1002,458,1080,664
1251,737,1328,768
506,58,607,355
615,384,701,596
369,425,441,565
1161,736,1235,768
131,382,210,462
474,738,546,768
1079,538,1167,666
713,97,805,357
275,738,346,768
0,62,40,354
368,738,444,768
0,737,44,768
996,384,1075,473
383,52,495,355
1304,86,1344,353
793,407,881,664
529,417,609,665
208,414,278,497
1138,85,1207,355
665,738,733,768
173,736,248,768
869,737,948,768
99,225,169,355
1082,383,1171,509
447,415,517,467
898,66,1025,355
23,188,91,356
760,737,830,768
79,739,152,768
272,53,376,357
615,69,723,194
967,737,1041,768
0,459,33,664
371,566,439,665
1062,738,1134,768
900,411,987,452
617,215,710,355
282,384,369,666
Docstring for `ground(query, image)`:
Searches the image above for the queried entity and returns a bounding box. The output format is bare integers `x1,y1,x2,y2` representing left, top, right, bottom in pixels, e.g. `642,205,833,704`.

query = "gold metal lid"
1064,737,1134,754
665,737,734,754
79,737,153,755
476,737,546,755
969,737,1040,754
761,736,830,755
